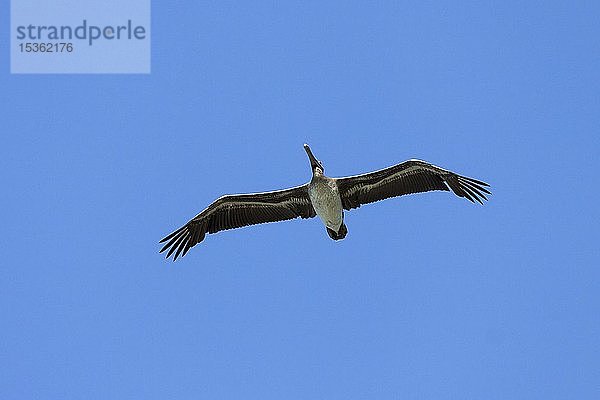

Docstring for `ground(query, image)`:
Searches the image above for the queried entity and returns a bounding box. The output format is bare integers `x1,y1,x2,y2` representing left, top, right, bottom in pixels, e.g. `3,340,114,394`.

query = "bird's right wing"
336,159,490,210
159,185,316,261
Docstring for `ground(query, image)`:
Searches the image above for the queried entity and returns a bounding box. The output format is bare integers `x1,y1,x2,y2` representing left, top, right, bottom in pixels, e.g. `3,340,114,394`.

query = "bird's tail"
327,223,348,241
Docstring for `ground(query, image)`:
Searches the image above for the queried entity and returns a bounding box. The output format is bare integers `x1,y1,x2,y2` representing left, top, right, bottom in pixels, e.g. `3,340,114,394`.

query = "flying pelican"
160,144,490,260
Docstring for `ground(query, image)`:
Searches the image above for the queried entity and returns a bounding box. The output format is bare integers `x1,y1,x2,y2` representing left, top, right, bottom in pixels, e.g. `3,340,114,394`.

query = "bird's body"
159,144,490,260
308,174,343,234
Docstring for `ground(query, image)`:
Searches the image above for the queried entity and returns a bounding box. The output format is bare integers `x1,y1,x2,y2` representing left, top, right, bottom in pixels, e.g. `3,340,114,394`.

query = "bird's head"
303,144,324,175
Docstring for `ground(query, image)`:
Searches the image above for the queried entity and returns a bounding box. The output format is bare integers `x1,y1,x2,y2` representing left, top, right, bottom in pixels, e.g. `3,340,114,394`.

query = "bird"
159,144,490,260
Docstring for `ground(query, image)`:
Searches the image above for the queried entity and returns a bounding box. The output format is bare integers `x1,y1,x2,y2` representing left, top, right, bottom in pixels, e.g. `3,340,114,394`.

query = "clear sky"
2,2,599,399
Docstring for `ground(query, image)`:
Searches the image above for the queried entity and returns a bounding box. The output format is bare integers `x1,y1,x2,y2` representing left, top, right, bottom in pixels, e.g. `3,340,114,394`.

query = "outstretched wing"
159,185,316,260
336,159,490,210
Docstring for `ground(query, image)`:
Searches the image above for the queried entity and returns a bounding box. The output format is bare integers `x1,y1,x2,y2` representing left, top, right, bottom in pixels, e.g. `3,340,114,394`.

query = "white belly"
308,179,343,231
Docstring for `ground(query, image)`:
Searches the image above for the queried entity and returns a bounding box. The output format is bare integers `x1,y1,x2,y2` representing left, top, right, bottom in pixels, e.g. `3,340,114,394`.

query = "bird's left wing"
336,159,490,210
159,185,315,260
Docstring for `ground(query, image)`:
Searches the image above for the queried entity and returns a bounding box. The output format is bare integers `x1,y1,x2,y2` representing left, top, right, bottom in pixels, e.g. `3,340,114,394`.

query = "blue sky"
2,1,599,399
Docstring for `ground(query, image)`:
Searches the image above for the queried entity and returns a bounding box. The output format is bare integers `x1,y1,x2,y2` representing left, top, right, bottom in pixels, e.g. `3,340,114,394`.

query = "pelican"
160,144,490,260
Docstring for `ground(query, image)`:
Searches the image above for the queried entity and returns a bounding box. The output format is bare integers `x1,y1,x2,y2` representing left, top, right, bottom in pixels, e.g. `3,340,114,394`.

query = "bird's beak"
303,144,320,169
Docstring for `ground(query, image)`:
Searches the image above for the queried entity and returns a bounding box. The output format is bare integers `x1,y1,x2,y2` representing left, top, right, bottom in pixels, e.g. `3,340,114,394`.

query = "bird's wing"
336,159,490,210
159,184,315,261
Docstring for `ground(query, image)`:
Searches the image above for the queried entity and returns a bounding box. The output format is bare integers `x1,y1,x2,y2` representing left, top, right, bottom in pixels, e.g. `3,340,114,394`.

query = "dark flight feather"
336,159,490,210
159,185,316,261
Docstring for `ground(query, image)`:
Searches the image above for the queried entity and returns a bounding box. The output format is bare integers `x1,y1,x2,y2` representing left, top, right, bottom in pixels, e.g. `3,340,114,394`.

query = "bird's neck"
312,168,324,178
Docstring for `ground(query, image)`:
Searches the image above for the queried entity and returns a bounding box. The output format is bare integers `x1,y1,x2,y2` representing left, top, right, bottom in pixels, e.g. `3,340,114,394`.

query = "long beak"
303,144,320,169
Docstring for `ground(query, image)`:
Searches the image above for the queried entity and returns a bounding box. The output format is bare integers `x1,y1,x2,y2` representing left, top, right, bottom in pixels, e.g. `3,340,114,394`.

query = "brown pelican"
160,144,490,260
